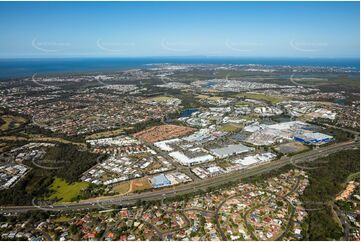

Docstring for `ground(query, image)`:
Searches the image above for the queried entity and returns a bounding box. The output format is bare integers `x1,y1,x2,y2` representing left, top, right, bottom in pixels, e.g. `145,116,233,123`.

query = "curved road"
0,140,358,214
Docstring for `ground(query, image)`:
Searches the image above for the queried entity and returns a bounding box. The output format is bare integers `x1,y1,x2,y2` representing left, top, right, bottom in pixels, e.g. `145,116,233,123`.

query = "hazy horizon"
0,1,359,59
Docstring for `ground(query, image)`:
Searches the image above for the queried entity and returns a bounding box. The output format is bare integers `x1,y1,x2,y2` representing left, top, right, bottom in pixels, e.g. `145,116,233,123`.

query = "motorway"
0,139,358,214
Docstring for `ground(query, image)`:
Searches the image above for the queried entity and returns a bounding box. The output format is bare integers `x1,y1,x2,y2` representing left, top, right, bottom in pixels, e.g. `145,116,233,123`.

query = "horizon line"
0,56,359,60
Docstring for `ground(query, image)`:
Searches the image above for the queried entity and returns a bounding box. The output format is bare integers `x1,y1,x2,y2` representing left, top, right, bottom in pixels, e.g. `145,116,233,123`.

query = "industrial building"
154,138,181,151
210,144,252,158
182,128,216,143
149,174,171,188
191,165,225,179
294,132,334,145
267,121,308,131
169,148,215,166
243,121,333,146
232,153,277,166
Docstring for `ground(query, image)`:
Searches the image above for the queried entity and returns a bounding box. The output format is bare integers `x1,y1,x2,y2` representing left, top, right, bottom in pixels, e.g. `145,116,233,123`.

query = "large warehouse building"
150,174,171,188
210,144,252,158
169,148,215,166
293,132,334,145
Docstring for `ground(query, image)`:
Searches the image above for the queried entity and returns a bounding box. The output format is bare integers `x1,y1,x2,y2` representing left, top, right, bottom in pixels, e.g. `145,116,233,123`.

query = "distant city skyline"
0,1,359,58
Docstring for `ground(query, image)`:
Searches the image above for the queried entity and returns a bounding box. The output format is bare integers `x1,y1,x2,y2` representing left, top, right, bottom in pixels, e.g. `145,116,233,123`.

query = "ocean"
0,57,359,80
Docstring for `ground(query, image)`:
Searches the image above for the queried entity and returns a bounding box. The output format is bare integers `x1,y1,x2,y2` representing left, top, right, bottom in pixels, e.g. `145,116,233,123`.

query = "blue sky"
0,1,359,58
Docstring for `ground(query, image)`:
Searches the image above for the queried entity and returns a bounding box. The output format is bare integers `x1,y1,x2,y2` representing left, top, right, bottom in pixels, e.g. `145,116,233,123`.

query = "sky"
0,1,359,58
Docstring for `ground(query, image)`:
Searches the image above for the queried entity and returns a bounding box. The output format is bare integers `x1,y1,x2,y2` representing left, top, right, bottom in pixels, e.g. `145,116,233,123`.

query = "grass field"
0,135,86,148
0,115,27,131
220,123,243,132
48,177,89,203
215,70,274,79
53,215,72,223
112,181,131,195
235,101,252,106
196,94,210,99
85,128,129,140
242,113,259,121
196,95,224,101
150,96,177,102
237,92,287,104
295,76,360,88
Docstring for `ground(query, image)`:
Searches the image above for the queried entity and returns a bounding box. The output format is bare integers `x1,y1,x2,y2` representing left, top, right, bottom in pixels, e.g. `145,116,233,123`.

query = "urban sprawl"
0,64,359,241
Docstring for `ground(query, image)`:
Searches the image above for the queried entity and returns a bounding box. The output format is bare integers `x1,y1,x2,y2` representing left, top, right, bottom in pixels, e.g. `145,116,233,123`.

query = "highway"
0,140,358,214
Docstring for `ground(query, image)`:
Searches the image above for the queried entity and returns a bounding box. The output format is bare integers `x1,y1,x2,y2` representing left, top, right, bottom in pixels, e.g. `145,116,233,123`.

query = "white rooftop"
210,144,251,158
169,151,214,166
267,121,307,130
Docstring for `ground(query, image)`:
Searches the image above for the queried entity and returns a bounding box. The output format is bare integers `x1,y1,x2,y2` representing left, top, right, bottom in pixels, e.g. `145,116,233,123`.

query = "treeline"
301,149,360,240
0,171,53,205
42,144,99,183
22,124,84,142
127,118,162,134
0,144,99,205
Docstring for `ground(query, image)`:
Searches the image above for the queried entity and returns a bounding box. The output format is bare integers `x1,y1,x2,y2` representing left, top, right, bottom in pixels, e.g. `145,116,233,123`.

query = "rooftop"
210,144,251,158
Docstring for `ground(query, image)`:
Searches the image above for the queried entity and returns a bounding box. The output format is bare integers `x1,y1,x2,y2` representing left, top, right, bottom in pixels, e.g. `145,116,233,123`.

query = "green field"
242,113,259,121
150,96,177,102
220,123,243,132
215,70,274,79
48,177,89,203
235,101,252,106
296,75,360,88
53,215,72,223
85,128,128,140
112,181,131,194
237,92,287,104
0,115,27,131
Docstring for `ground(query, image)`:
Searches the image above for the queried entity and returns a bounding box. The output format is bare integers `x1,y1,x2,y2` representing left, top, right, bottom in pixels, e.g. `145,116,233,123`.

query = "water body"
0,57,359,80
180,108,199,118
206,81,216,87
335,99,346,106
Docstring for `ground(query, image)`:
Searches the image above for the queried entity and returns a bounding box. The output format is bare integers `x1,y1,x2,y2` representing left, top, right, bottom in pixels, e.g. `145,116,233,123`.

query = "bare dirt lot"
275,141,309,154
133,124,196,143
130,177,152,192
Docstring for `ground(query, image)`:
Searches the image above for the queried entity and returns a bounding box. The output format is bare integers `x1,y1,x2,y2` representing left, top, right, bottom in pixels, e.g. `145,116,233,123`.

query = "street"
0,140,358,214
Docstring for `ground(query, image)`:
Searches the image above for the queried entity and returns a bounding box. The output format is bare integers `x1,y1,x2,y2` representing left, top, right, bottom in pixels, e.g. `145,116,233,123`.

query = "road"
289,74,321,88
0,140,358,214
333,204,350,241
146,141,200,182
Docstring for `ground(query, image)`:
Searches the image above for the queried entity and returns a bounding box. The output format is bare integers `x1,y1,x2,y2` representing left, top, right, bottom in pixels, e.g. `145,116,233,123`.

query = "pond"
180,108,199,117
